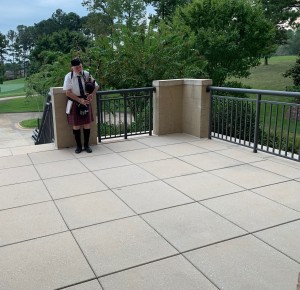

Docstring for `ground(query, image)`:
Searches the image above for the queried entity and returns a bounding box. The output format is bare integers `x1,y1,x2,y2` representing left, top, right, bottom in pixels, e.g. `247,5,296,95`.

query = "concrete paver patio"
0,134,299,290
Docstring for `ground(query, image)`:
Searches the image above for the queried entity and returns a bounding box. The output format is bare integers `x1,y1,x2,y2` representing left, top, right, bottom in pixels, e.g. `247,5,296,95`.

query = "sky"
0,1,155,36
0,0,90,35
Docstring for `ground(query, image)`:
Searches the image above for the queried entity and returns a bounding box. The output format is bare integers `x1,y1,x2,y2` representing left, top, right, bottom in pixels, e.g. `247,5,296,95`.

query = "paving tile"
252,180,300,212
184,235,300,290
189,139,235,151
0,165,40,186
79,153,132,171
94,165,157,188
164,133,201,142
29,149,75,164
212,164,288,189
35,159,88,179
156,143,208,157
0,139,30,149
43,172,108,199
137,135,186,147
216,147,267,163
165,172,243,201
180,152,242,171
103,140,148,152
251,159,300,179
0,148,12,157
0,154,32,169
268,156,300,170
56,191,135,229
113,180,192,214
72,216,178,276
73,144,113,158
0,201,67,246
61,280,103,290
201,191,300,232
119,148,171,163
142,203,246,252
0,232,95,290
139,158,201,179
100,255,217,290
0,180,51,210
11,143,56,155
255,220,300,263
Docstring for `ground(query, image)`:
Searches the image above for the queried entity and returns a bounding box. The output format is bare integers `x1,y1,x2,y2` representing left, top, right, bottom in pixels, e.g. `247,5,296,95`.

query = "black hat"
71,58,81,66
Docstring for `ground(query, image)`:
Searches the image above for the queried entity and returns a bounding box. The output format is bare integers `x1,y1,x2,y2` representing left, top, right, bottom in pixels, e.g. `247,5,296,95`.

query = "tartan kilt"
67,101,94,126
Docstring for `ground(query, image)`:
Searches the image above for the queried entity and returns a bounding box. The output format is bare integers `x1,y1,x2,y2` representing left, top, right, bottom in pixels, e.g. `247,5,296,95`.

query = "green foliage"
258,0,300,50
0,32,7,84
145,0,191,21
82,0,146,31
211,81,257,143
171,0,275,85
92,23,206,89
284,52,300,86
276,29,300,55
29,30,90,73
26,53,72,98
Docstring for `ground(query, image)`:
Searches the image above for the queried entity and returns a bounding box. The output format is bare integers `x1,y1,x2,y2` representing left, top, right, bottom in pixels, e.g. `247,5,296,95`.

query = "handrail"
209,86,300,162
208,86,300,98
98,87,155,96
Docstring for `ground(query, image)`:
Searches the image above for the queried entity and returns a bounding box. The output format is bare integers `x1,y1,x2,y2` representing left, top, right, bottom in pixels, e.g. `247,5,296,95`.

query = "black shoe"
75,147,82,154
84,146,92,153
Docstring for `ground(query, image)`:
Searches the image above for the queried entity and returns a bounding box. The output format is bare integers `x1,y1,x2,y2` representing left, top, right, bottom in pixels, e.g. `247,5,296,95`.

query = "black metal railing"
32,93,54,145
208,86,300,161
97,87,154,142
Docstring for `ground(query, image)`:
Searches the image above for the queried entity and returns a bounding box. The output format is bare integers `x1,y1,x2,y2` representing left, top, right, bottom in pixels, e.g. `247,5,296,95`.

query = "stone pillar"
50,87,97,149
152,79,212,138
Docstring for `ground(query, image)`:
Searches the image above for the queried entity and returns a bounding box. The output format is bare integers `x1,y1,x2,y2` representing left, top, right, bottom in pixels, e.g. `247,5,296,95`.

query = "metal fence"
208,86,300,162
97,87,154,142
32,93,54,145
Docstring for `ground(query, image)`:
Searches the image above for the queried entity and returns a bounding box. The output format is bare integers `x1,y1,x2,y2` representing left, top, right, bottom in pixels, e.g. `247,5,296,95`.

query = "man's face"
72,64,82,74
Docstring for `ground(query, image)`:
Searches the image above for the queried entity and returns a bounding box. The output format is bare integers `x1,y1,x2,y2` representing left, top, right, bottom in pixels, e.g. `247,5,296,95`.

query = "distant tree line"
0,0,299,93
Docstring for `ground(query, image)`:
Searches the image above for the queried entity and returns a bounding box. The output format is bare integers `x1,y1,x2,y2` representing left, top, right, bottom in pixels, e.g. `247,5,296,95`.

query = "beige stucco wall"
152,79,212,138
50,87,97,149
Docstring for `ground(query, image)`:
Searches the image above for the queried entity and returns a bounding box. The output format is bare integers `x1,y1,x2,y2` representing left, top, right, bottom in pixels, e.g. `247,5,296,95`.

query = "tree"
260,0,300,39
283,52,300,106
32,9,83,38
259,0,300,64
283,28,300,55
15,25,34,77
90,22,206,89
145,0,191,21
0,33,7,84
170,0,275,85
29,30,90,74
82,0,146,33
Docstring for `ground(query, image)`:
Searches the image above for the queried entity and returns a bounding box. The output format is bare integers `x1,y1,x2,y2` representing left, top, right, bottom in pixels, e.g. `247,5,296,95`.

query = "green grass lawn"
0,78,46,114
0,78,26,97
0,96,45,113
233,55,297,91
228,55,300,151
20,118,39,129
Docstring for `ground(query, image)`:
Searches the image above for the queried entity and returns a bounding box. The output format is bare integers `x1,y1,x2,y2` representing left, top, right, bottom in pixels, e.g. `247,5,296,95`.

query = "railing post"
97,93,102,142
124,93,128,139
253,93,261,153
149,90,153,136
208,88,213,139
